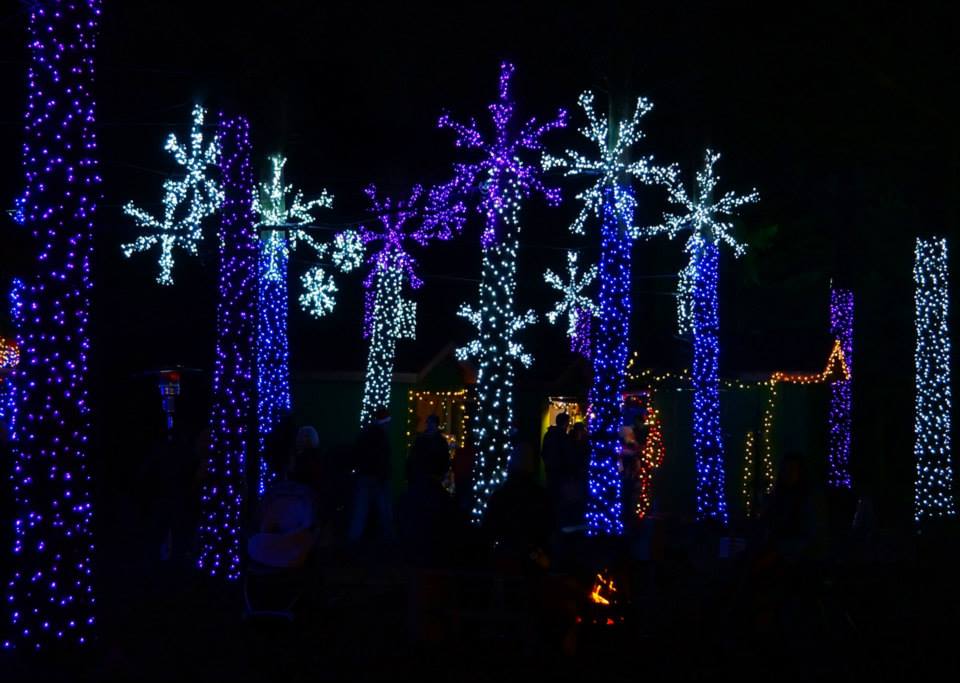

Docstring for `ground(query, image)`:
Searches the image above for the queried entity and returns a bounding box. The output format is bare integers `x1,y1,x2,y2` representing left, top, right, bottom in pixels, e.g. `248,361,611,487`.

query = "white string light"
914,236,955,525
121,105,223,285
544,250,598,344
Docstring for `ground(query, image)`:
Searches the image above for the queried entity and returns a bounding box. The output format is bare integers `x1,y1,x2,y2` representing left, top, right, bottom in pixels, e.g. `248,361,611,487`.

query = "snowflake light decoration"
544,250,598,345
121,105,223,285
644,149,759,335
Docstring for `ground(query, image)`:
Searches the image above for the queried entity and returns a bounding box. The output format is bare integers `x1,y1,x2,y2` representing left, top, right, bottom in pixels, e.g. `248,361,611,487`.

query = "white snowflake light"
253,154,334,284
545,250,599,341
298,266,339,318
121,105,223,285
644,149,760,335
543,90,675,235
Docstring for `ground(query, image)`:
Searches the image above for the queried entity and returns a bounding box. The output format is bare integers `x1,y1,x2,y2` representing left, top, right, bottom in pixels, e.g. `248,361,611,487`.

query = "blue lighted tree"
543,91,674,535
7,0,101,649
252,155,344,495
647,149,758,524
437,62,567,521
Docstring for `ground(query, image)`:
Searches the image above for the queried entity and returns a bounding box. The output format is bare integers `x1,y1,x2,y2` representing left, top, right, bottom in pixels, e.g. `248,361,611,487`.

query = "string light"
437,62,566,522
647,150,758,525
356,185,464,425
628,392,666,520
406,389,470,452
913,237,955,525
5,0,101,650
1,281,25,440
121,105,223,285
0,336,18,371
197,113,257,581
828,287,854,489
741,431,756,517
543,90,674,535
631,337,849,515
252,155,334,495
544,251,598,355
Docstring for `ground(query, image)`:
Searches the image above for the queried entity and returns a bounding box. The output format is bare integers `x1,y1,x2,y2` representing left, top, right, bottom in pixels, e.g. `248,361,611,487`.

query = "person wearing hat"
348,406,395,543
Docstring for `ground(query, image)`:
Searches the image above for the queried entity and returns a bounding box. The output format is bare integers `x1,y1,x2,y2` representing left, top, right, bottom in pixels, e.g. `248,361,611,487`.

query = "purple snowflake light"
353,184,464,424
438,62,567,248
436,62,567,521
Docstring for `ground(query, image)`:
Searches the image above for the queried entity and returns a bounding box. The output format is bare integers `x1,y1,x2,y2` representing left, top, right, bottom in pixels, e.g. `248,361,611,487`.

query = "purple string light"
354,184,464,424
828,287,853,489
437,62,566,521
197,113,257,581
5,0,101,650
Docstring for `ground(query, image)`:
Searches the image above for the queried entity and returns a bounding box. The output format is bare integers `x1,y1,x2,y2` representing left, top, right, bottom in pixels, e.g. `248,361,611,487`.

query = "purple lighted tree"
6,0,101,649
197,113,258,581
437,62,567,520
353,184,464,425
828,286,853,489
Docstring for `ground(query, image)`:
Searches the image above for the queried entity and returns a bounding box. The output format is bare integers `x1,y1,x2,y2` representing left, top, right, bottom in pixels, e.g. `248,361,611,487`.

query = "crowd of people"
128,403,882,657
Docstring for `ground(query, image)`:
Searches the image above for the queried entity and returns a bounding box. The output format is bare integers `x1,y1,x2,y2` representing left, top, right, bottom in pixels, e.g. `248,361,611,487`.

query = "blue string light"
197,113,257,581
5,0,101,649
649,150,758,525
690,241,728,523
253,156,334,495
585,187,632,534
543,91,674,535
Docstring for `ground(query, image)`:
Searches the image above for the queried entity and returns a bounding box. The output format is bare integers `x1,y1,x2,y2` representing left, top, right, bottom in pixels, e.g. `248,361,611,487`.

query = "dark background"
0,1,956,523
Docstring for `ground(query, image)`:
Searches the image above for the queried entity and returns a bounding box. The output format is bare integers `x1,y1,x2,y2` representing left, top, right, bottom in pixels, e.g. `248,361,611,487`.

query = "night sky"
0,2,956,515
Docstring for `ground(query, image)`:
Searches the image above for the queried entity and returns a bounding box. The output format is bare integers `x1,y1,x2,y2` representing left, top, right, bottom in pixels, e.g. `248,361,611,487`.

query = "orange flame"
589,572,616,605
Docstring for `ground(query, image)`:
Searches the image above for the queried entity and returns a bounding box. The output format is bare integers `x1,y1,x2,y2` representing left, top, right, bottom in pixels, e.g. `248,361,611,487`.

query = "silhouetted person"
399,437,477,569
542,413,573,518
561,421,590,529
249,431,319,569
348,406,395,543
485,443,554,575
407,414,450,486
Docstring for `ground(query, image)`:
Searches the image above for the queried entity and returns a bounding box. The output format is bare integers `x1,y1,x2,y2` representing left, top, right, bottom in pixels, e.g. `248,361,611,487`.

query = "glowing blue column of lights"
827,287,854,489
585,186,631,534
691,241,728,523
913,237,955,524
253,156,335,495
5,0,101,650
256,235,291,494
437,62,566,522
198,113,257,581
1,280,25,439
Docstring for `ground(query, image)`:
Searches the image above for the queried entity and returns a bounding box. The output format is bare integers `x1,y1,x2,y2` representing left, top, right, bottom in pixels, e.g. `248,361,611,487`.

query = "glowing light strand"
651,150,758,525
913,237,955,524
121,105,223,285
544,250,598,354
356,184,464,425
827,287,854,489
438,62,566,522
197,113,257,581
543,91,673,535
5,0,101,650
635,392,666,520
645,150,758,337
252,155,335,495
